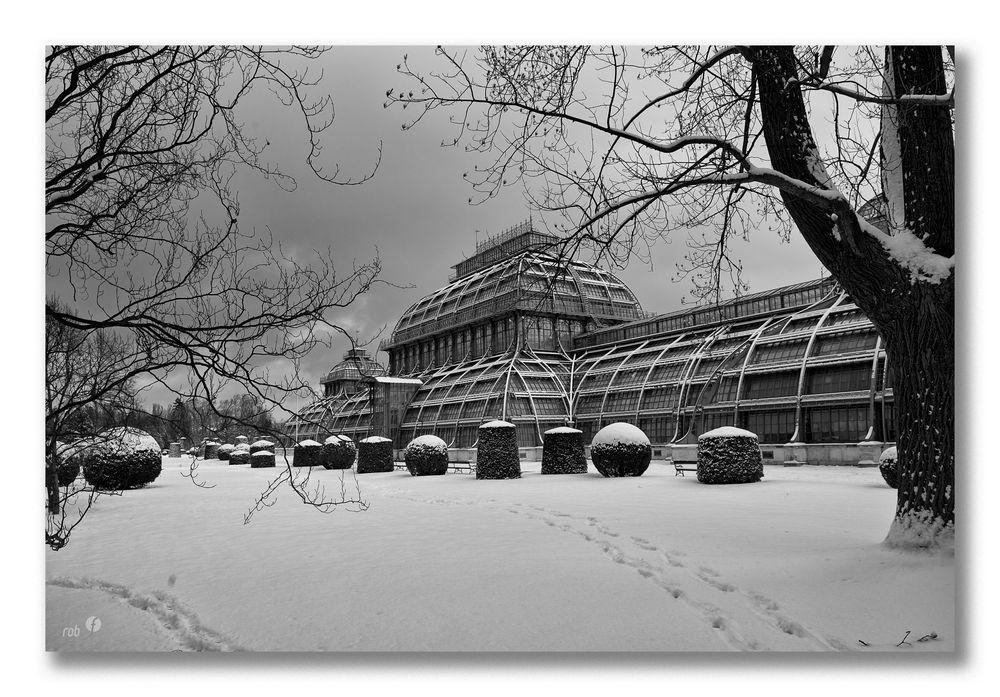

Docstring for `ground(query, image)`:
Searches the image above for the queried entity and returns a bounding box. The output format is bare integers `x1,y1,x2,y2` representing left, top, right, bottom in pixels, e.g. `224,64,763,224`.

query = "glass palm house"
285,220,895,466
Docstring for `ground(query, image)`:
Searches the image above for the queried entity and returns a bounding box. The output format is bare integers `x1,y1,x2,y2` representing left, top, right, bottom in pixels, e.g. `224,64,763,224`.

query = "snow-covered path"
46,458,954,652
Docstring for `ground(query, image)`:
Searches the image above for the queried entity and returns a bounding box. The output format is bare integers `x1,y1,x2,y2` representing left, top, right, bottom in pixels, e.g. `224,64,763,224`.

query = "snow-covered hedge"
591,422,651,478
696,427,763,485
250,450,276,468
404,435,448,477
234,435,249,446
203,441,220,460
82,427,163,490
541,427,587,475
218,443,235,462
322,435,357,470
229,447,251,466
879,446,899,489
250,439,275,455
293,440,322,468
357,436,394,474
476,421,521,480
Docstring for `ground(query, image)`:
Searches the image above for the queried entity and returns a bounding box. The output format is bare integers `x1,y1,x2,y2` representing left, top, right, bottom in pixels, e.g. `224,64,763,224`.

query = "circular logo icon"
85,616,102,633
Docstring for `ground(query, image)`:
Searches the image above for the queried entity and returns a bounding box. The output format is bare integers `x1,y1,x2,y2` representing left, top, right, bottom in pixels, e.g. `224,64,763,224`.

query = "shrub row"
591,423,651,477
476,421,520,480
696,427,763,484
79,427,163,490
322,435,356,469
404,435,448,476
540,427,587,475
879,446,899,488
357,436,394,474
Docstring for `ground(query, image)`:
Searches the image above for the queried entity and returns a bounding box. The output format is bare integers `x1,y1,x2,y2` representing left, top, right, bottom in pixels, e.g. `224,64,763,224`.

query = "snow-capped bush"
218,443,235,461
203,441,220,460
293,439,322,468
52,440,83,487
82,427,163,490
250,450,276,469
404,435,448,476
234,435,249,446
229,447,251,466
250,439,275,455
476,420,521,480
322,434,356,470
357,436,394,474
696,427,763,485
591,422,651,477
879,446,899,489
541,427,587,475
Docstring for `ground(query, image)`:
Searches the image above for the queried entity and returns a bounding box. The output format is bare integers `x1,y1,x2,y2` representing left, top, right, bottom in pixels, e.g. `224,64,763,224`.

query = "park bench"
449,461,476,475
673,460,698,477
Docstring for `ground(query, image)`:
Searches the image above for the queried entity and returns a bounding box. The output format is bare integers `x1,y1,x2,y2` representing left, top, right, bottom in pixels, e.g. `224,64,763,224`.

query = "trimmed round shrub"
229,447,251,465
52,441,84,487
250,439,275,455
476,421,520,480
541,427,587,475
250,450,276,468
203,441,220,459
293,439,322,468
404,435,448,476
322,435,356,470
217,443,235,461
357,436,394,474
591,423,651,477
879,446,899,488
696,427,763,484
82,427,163,490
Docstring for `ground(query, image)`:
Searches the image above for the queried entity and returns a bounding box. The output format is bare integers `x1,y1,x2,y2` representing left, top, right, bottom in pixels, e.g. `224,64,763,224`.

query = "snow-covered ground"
46,458,954,652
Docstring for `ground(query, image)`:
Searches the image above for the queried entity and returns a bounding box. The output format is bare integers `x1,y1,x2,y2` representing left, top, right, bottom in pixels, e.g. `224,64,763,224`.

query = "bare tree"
390,45,955,549
45,46,383,549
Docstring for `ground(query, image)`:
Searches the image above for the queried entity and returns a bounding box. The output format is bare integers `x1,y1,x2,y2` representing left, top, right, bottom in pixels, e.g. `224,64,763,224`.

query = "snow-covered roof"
360,436,392,443
699,426,758,440
544,426,582,435
373,377,424,385
593,422,650,446
480,420,514,429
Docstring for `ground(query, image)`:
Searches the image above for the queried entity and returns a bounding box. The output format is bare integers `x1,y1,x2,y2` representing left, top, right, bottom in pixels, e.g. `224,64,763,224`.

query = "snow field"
46,457,954,652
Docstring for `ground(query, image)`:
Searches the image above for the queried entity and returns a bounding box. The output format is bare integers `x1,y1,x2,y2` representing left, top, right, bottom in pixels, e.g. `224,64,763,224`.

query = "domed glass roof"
320,348,387,386
389,251,644,346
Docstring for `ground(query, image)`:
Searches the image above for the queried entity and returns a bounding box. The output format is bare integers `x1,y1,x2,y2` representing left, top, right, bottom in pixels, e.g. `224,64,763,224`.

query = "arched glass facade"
287,222,895,462
569,282,893,448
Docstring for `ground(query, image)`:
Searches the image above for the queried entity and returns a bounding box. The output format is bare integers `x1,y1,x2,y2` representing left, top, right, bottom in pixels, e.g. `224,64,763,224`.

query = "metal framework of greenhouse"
287,221,896,463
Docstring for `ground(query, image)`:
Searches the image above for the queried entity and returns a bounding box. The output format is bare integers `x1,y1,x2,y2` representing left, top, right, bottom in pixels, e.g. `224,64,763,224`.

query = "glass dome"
387,251,644,348
320,347,387,397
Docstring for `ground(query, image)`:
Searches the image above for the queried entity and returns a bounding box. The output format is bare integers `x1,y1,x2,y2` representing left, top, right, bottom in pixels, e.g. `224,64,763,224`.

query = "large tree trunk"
750,46,955,549
878,288,955,544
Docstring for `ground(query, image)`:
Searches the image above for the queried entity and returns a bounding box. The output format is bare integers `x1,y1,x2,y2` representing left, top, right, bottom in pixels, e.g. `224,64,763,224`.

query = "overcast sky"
254,48,823,394
50,46,826,409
